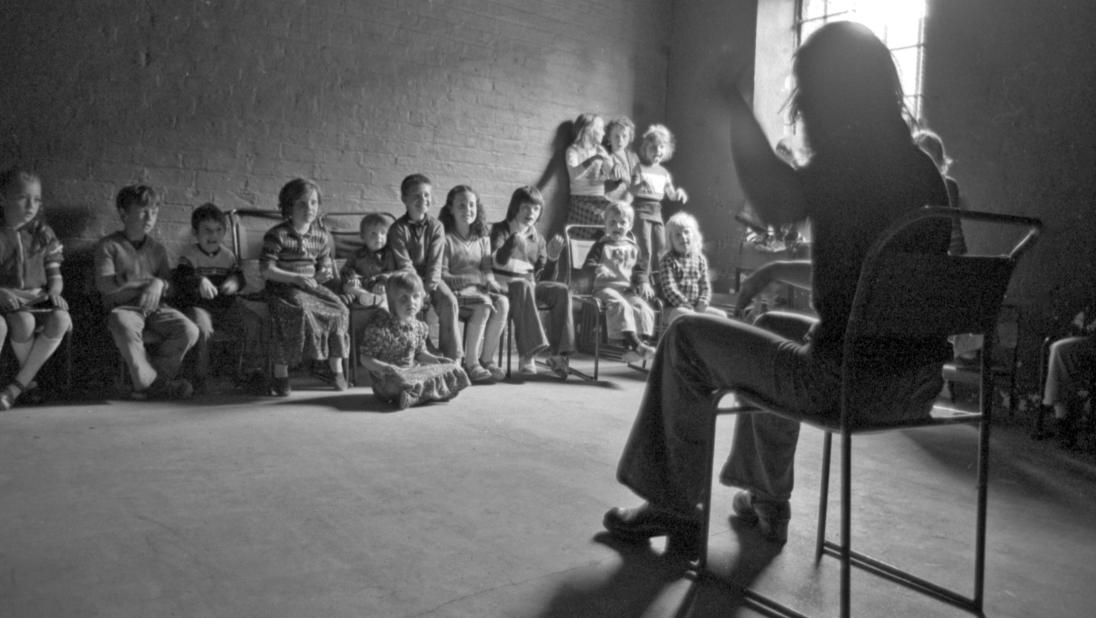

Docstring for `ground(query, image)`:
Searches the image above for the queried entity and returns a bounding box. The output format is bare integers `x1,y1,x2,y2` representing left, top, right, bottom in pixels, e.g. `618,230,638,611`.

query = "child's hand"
48,287,69,310
0,289,19,313
219,277,240,295
371,282,386,295
696,300,709,313
546,234,565,261
139,278,165,313
199,277,218,300
486,280,504,294
295,274,318,290
637,282,655,301
673,187,689,204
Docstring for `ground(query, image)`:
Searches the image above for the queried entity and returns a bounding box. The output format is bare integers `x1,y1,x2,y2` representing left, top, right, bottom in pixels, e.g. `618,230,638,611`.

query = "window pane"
885,14,923,49
891,46,922,101
801,0,829,21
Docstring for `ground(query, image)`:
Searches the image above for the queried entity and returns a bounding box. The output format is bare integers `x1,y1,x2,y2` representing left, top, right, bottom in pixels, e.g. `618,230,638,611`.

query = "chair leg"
974,419,990,610
840,430,852,618
694,398,721,573
593,315,600,381
815,431,833,564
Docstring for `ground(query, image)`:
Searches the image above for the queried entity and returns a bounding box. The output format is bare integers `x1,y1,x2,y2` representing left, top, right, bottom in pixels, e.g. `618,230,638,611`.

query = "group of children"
0,117,724,411
565,113,722,362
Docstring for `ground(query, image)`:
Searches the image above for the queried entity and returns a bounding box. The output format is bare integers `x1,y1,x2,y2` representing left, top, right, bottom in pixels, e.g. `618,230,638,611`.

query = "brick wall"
0,0,670,259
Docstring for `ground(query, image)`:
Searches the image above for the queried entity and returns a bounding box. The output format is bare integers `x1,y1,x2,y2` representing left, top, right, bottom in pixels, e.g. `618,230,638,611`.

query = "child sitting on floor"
658,211,726,326
584,201,656,363
0,167,72,410
359,270,470,410
171,202,244,393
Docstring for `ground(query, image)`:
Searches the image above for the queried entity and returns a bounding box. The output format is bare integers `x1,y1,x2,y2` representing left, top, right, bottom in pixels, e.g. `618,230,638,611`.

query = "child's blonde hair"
603,200,634,224
912,128,953,174
640,124,677,161
573,113,603,146
665,211,703,255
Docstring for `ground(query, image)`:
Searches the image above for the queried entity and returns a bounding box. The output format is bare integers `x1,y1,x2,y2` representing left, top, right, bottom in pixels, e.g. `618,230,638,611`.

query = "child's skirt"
371,362,470,410
265,282,350,367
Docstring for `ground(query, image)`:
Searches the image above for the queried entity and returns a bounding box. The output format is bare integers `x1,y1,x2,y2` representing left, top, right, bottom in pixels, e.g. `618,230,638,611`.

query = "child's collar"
196,244,221,257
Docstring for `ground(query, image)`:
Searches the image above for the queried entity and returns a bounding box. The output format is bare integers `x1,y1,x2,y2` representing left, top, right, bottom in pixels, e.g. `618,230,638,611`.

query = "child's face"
290,189,319,227
402,183,432,221
607,125,632,153
450,191,477,231
389,286,424,320
514,201,541,228
1,178,42,229
641,139,667,165
669,225,697,254
588,118,606,145
361,223,388,252
604,211,632,240
119,201,159,238
195,219,226,253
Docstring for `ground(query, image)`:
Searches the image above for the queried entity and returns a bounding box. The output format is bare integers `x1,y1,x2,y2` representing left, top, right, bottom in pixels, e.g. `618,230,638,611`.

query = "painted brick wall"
0,0,670,259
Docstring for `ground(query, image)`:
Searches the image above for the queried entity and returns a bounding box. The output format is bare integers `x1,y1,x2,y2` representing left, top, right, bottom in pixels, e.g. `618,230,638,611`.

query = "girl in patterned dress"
260,178,350,396
0,168,72,410
359,271,469,409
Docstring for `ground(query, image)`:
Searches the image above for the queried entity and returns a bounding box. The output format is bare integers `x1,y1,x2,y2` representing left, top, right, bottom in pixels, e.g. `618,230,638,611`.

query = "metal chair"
694,207,1042,617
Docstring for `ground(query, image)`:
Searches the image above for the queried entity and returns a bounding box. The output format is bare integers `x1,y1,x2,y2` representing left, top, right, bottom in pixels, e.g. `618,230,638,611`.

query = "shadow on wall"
535,120,574,237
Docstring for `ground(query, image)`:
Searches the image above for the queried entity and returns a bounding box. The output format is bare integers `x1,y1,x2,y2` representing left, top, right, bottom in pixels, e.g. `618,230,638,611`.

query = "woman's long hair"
789,21,911,158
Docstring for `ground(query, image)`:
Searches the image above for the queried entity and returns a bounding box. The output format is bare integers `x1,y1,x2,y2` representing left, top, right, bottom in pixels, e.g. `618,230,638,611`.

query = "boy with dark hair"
387,174,460,360
172,202,244,392
94,185,198,399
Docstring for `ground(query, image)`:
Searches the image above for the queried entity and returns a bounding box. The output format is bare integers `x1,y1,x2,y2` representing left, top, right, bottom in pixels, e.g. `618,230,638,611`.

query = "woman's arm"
727,90,806,227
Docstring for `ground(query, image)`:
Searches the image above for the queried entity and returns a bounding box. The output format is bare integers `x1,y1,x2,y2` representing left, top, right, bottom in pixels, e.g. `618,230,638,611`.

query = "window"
797,0,928,118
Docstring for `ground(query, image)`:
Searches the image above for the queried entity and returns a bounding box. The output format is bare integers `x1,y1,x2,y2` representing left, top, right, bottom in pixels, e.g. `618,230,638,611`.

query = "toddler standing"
0,168,72,409
359,271,470,409
260,178,350,396
631,124,688,277
658,212,726,326
584,201,656,363
439,185,508,382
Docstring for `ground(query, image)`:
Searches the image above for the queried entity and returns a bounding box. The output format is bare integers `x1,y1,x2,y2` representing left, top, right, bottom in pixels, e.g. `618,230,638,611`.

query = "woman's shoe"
732,491,790,544
603,503,700,543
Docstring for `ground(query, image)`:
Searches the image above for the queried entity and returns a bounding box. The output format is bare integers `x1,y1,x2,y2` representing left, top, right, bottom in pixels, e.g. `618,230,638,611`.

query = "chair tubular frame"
694,207,1042,617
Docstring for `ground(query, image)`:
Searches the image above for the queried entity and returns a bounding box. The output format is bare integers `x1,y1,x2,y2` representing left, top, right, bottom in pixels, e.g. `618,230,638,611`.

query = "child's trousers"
595,288,655,341
107,306,199,390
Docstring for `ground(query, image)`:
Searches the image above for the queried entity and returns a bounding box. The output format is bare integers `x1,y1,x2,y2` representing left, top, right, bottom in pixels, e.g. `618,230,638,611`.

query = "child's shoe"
518,355,537,376
465,363,495,383
397,390,413,410
636,342,657,362
621,349,644,365
481,362,506,381
0,380,26,411
545,354,570,380
272,376,292,397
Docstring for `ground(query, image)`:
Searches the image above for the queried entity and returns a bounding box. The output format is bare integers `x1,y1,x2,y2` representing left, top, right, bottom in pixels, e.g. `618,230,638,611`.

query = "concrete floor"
2,357,1094,617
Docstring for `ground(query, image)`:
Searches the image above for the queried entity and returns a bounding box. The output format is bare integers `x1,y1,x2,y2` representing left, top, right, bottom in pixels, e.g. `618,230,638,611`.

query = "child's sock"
273,364,289,378
622,331,642,350
14,334,63,388
10,337,33,367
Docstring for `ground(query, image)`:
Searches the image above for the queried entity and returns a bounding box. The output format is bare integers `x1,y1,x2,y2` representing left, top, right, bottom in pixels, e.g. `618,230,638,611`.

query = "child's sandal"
0,379,28,411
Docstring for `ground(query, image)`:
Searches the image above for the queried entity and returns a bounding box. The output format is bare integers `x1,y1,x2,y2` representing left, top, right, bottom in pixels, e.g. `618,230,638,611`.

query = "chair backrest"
563,224,603,296
227,209,284,294
840,206,1041,428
